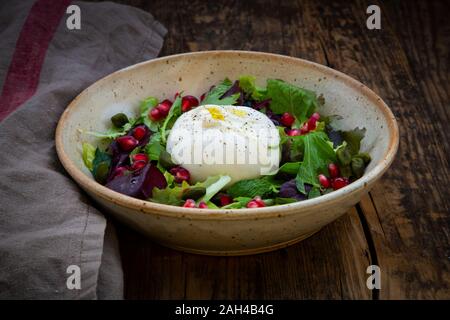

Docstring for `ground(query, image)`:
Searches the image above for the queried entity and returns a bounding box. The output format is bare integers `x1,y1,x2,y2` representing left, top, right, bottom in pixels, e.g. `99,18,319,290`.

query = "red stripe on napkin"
0,0,72,121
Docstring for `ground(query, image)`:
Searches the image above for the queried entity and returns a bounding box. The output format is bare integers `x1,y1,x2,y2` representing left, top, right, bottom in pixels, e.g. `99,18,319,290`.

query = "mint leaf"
227,176,278,199
201,78,240,105
295,131,337,193
161,95,182,144
238,75,265,101
266,79,318,124
82,142,96,171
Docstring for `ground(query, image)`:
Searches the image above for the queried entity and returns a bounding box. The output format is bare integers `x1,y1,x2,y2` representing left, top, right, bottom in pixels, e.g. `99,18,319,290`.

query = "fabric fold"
0,0,166,299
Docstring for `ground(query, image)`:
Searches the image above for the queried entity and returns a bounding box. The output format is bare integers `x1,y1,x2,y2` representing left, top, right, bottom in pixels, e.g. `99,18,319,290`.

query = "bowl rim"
55,50,399,221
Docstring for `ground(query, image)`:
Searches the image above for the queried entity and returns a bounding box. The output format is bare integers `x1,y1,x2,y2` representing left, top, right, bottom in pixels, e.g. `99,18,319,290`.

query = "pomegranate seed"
300,123,309,134
311,112,320,121
157,99,173,117
116,136,138,151
280,112,295,127
132,153,148,163
181,95,199,112
183,199,196,208
132,126,146,140
131,160,146,171
169,166,190,183
110,166,127,179
318,174,330,188
328,163,340,178
200,93,206,102
149,107,162,121
246,200,260,208
307,117,317,131
253,196,266,207
198,201,208,209
174,92,180,99
219,194,233,206
331,177,349,190
286,129,301,136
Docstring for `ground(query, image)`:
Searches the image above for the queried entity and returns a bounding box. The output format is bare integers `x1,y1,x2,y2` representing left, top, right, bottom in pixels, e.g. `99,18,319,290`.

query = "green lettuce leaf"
82,142,96,171
266,79,318,124
199,175,232,203
144,132,163,161
201,78,240,105
238,75,265,101
278,162,300,175
139,96,160,132
160,95,182,144
295,131,337,193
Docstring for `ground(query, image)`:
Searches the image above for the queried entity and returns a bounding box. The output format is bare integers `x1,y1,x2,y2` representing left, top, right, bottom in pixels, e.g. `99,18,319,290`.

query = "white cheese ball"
166,104,280,185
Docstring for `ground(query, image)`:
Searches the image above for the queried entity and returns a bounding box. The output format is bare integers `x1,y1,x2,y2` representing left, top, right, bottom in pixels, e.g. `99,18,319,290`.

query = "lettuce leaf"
160,95,182,144
238,75,265,101
82,142,96,171
201,79,240,105
199,175,232,203
144,132,163,161
139,96,160,132
266,79,318,124
295,131,337,193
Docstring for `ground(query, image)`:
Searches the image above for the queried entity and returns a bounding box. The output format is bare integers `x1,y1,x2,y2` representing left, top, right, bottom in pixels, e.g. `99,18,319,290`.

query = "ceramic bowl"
55,51,399,255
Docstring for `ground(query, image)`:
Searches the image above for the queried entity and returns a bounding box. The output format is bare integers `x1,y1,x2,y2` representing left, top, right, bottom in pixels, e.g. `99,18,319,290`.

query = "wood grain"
91,0,450,299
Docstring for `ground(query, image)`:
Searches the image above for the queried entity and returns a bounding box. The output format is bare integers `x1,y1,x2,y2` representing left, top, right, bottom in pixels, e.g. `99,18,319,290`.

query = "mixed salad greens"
81,75,370,209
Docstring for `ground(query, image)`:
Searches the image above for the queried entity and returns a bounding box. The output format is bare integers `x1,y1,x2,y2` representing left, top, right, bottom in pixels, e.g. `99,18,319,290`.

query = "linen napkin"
0,0,166,299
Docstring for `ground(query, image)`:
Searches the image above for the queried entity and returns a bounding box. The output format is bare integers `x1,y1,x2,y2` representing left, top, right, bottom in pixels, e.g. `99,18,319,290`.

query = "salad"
81,75,370,209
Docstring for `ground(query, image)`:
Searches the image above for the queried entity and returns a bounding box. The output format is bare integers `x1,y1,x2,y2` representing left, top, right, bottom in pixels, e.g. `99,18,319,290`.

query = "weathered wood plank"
118,207,372,299
307,0,450,298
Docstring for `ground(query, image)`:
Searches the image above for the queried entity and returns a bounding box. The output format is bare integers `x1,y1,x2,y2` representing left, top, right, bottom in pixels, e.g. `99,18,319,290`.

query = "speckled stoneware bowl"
56,51,399,255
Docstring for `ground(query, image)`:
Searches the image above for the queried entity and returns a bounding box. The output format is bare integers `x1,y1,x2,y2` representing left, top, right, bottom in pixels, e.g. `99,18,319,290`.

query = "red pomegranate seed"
280,112,295,127
132,126,146,140
116,136,138,151
169,166,190,183
181,95,199,112
132,153,148,163
286,129,301,136
331,177,349,190
131,160,146,171
300,123,309,135
253,196,266,207
246,200,260,208
219,194,233,206
306,113,320,131
183,199,196,208
110,166,127,179
198,201,208,209
174,92,180,99
157,99,173,117
307,117,317,131
200,93,206,102
328,163,340,178
149,107,162,121
318,174,330,188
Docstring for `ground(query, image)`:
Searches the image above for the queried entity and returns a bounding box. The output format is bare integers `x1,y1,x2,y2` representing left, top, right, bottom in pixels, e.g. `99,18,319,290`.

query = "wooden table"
112,0,450,299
